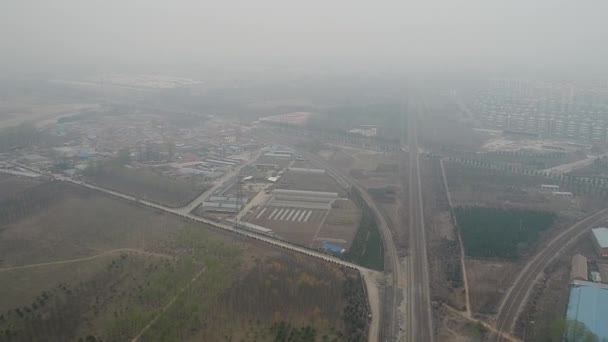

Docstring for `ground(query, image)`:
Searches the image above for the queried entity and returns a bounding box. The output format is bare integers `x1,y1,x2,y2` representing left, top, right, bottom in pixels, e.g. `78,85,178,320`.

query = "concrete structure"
565,280,608,341
570,254,588,281
591,228,608,257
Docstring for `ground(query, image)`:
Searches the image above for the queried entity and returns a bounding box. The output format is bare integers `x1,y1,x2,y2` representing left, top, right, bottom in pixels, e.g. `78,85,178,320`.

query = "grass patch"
345,188,384,271
455,206,556,259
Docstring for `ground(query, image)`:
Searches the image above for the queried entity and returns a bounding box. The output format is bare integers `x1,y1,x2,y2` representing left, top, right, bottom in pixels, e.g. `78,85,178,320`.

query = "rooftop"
321,242,346,254
566,280,608,340
592,228,608,248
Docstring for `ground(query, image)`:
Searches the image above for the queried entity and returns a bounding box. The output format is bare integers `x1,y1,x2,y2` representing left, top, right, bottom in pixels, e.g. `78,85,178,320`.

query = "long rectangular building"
591,228,608,257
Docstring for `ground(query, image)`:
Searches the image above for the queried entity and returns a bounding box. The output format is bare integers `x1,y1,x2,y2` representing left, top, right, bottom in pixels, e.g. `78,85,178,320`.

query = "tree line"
455,206,556,259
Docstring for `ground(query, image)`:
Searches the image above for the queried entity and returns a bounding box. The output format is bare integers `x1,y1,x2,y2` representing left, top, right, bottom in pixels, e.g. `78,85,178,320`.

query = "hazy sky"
2,0,607,76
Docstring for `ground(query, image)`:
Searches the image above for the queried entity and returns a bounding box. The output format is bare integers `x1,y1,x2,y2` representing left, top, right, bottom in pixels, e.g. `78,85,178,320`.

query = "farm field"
242,198,361,251
465,259,518,314
0,181,368,342
243,206,328,246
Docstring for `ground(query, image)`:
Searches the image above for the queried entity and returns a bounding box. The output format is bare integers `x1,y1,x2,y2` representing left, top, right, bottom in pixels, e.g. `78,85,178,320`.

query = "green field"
345,189,385,271
455,206,556,259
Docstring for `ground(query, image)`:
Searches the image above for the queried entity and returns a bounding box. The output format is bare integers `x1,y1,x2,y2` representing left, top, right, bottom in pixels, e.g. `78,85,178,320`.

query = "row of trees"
447,157,608,199
342,277,369,342
344,188,385,271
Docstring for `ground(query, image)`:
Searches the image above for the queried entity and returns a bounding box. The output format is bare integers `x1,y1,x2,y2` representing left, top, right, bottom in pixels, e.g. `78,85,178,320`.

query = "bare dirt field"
436,305,489,342
243,206,328,246
314,199,362,249
465,258,518,315
0,182,369,342
316,147,400,192
85,165,205,207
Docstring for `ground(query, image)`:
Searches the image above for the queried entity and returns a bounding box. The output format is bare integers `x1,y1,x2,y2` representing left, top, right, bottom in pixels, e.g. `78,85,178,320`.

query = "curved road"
490,207,608,341
307,153,403,342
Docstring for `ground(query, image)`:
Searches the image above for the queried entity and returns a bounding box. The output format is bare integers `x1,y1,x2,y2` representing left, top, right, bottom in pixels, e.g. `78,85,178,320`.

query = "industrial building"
591,228,608,258
565,280,608,340
268,189,339,210
570,254,588,281
201,196,247,213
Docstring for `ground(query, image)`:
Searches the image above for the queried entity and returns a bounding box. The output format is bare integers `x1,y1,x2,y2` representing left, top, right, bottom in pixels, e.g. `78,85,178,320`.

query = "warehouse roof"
570,254,588,281
566,280,608,340
592,228,608,248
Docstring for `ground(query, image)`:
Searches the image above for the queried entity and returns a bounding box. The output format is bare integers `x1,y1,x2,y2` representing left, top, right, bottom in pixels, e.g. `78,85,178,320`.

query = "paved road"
404,100,434,342
490,208,608,341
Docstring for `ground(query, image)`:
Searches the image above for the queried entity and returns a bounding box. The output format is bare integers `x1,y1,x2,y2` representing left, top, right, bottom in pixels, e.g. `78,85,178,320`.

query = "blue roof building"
321,242,346,255
565,280,608,340
591,228,608,258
